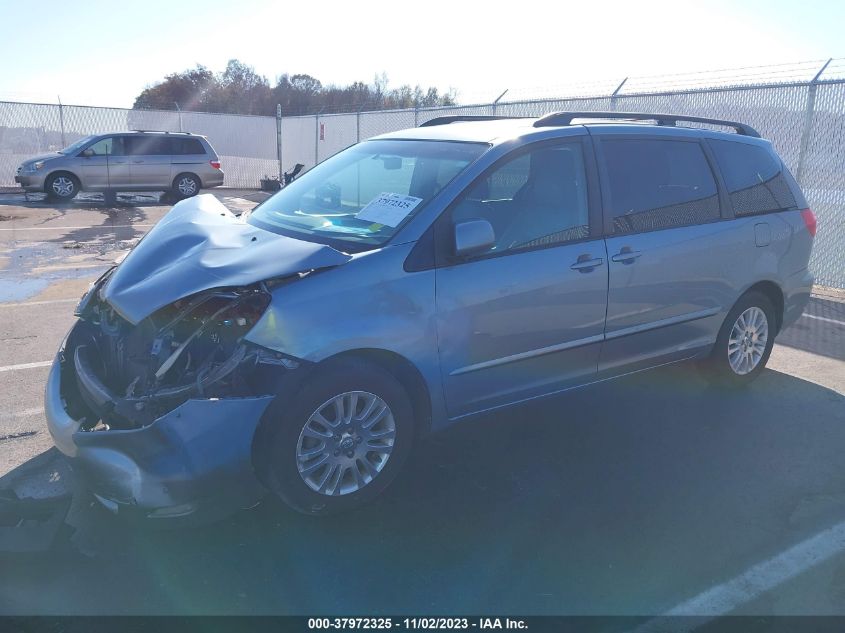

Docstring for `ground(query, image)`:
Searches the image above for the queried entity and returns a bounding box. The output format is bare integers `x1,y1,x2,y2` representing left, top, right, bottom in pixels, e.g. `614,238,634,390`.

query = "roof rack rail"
129,129,192,134
419,115,522,127
533,111,760,138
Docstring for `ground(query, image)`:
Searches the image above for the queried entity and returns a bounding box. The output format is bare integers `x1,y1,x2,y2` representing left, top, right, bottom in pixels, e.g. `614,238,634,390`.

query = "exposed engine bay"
63,274,297,431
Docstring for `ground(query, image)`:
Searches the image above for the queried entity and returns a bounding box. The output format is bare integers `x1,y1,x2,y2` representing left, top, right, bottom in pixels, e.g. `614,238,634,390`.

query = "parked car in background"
15,131,224,200
45,112,815,521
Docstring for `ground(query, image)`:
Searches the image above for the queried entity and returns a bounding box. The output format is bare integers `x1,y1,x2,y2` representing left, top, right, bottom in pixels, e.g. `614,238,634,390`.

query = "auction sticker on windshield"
355,193,423,227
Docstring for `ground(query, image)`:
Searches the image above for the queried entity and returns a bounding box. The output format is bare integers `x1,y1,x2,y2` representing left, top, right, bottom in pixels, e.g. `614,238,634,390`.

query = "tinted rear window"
172,138,206,155
602,138,720,234
126,136,171,156
710,140,796,216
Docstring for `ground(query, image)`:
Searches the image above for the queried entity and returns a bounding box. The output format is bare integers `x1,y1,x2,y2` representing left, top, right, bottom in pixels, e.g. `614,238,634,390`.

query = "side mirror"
454,219,495,257
80,148,95,157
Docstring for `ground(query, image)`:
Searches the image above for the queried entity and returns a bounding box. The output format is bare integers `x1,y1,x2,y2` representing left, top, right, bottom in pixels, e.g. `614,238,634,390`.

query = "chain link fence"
1,61,843,287
295,83,845,288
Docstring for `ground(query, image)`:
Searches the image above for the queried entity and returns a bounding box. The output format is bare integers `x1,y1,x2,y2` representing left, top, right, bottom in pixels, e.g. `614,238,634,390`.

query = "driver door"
434,137,608,418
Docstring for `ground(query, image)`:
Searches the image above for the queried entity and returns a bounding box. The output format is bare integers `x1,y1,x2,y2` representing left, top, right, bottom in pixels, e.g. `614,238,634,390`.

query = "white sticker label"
355,192,423,227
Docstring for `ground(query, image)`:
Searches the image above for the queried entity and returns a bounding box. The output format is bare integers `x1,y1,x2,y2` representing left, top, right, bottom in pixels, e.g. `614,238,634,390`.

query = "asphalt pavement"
0,190,843,618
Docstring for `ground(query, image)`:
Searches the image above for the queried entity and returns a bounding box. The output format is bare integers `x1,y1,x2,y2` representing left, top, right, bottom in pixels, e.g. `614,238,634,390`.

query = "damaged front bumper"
45,340,274,522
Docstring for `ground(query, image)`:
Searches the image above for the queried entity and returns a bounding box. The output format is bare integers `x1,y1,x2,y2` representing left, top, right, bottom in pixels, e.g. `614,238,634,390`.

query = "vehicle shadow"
777,297,845,361
2,365,844,616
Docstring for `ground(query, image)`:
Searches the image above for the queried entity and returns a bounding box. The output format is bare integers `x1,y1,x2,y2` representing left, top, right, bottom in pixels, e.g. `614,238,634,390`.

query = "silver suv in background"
15,131,224,200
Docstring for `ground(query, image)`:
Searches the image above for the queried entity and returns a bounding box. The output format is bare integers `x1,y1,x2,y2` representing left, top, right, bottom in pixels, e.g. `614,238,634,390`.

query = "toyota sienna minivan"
16,130,224,200
45,112,816,520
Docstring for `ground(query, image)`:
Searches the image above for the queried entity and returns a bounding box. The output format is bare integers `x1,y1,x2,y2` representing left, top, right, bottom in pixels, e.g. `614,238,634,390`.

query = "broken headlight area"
63,284,296,431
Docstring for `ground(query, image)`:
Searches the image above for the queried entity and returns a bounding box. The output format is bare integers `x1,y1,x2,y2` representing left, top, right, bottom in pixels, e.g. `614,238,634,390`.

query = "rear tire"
172,173,201,199
263,359,415,516
45,172,80,202
699,291,776,388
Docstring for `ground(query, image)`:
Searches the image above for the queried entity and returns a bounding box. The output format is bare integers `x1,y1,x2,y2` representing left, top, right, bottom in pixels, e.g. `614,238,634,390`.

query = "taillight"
800,208,817,237
210,160,221,170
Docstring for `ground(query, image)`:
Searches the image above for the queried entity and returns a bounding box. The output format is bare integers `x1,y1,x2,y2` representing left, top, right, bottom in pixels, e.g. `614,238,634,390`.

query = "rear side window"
111,137,126,156
172,138,206,155
710,140,796,216
126,136,171,156
602,138,720,234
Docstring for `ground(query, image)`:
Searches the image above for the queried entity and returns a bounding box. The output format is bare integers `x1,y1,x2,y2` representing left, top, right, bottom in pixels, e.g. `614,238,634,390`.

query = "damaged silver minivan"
45,113,815,520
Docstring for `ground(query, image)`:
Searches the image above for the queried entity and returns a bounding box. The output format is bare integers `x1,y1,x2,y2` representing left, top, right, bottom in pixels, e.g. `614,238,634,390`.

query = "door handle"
112,160,127,164
611,248,642,264
570,255,604,272
132,160,145,164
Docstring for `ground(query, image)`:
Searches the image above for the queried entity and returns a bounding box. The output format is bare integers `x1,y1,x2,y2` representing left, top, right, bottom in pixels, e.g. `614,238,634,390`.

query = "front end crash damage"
50,278,306,521
45,279,300,518
44,194,353,520
71,280,292,429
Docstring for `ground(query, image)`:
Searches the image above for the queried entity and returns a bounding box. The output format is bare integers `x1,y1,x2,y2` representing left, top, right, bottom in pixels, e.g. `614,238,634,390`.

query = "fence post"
314,109,323,167
492,89,508,116
356,102,367,143
796,58,831,186
276,104,283,181
57,96,66,147
609,78,627,111
316,112,320,164
174,102,183,133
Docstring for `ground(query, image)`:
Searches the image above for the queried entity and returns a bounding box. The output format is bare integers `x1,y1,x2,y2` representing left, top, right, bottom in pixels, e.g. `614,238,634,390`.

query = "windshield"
59,135,97,155
246,139,487,250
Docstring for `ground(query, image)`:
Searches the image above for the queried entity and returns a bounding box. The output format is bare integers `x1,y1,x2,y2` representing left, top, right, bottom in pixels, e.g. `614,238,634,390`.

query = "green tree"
133,62,456,115
133,66,215,111
214,59,273,115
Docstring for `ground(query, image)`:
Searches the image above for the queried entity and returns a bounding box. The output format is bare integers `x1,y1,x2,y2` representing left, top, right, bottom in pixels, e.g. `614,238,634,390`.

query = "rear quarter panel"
721,209,812,328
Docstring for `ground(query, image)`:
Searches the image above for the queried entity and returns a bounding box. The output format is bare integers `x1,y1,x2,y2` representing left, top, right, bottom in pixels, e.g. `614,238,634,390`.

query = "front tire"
45,173,80,201
264,359,414,515
700,291,776,388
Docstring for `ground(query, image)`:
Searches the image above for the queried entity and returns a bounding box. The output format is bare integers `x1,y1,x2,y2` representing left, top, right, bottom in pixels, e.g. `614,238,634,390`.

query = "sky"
0,0,843,109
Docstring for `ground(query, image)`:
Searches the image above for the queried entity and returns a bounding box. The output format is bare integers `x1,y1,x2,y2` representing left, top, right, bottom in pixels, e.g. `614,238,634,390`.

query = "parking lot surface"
0,191,843,618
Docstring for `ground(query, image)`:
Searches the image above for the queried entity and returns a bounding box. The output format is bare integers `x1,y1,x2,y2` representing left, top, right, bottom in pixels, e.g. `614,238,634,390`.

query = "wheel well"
172,172,201,189
329,349,433,437
744,281,784,333
250,348,433,487
45,170,79,186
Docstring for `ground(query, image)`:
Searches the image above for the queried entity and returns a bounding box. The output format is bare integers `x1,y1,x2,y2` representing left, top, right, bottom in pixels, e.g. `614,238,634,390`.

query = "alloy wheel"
296,391,396,496
728,306,769,375
52,177,75,198
177,177,197,196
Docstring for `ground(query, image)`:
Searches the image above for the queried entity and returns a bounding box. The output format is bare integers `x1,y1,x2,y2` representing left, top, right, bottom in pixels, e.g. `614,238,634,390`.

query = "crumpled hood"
101,194,351,324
